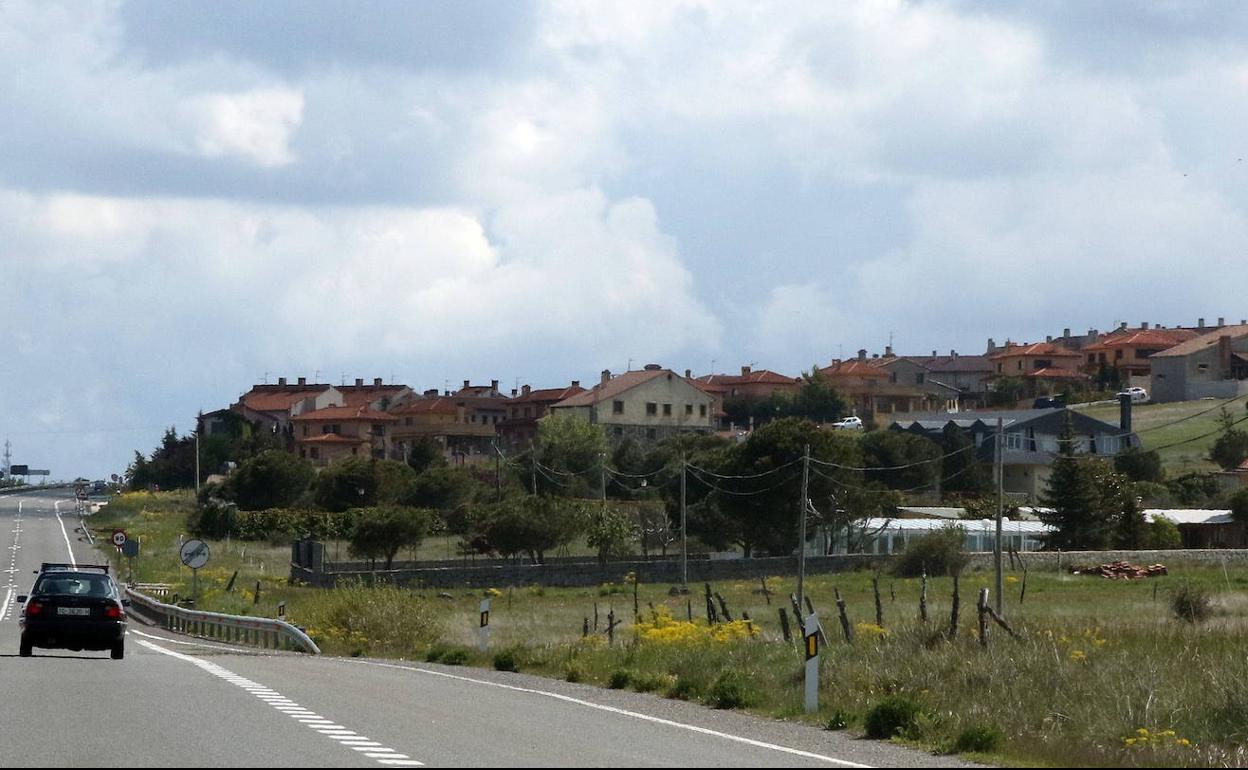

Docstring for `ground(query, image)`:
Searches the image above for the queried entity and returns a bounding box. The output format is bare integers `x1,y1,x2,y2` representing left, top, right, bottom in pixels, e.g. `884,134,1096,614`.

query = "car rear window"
34,574,116,598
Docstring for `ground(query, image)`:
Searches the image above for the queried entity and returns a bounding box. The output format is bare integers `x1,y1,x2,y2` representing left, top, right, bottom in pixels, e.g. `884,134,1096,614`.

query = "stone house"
549,366,715,444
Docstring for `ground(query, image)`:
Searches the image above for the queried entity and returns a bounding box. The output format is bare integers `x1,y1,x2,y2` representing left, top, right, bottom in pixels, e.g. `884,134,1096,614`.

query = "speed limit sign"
111,530,128,548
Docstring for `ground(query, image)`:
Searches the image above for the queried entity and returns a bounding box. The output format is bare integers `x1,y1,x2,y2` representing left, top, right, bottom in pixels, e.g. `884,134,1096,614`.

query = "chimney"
297,377,306,386
1119,393,1133,434
1141,322,1149,330
522,384,531,396
1219,317,1226,327
510,388,517,397
685,369,692,378
857,349,867,361
986,338,997,354
1046,335,1053,343
952,350,958,358
491,379,499,392
1119,322,1128,331
741,365,752,376
1199,318,1206,328
374,377,383,387
278,377,287,386
601,369,611,386
355,378,364,387
1063,328,1071,338
571,380,580,389
884,346,894,358
463,379,471,390
932,350,937,358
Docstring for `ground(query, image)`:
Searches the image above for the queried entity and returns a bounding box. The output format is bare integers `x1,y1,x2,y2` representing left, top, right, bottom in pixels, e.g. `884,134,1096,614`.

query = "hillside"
1074,398,1247,475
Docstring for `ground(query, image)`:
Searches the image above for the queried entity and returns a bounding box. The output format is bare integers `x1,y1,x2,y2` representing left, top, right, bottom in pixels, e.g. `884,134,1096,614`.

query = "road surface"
0,489,974,768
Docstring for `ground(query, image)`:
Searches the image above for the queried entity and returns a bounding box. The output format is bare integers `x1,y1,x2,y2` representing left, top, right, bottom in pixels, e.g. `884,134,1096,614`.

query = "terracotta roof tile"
1150,325,1248,358
554,369,707,408
291,405,398,422
239,387,333,412
1083,328,1199,353
297,434,368,445
818,360,890,378
988,342,1082,360
511,385,587,404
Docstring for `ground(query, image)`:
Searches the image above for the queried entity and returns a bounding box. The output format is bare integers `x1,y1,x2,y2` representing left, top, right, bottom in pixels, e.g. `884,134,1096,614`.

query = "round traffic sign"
179,539,210,569
121,539,140,558
111,530,128,548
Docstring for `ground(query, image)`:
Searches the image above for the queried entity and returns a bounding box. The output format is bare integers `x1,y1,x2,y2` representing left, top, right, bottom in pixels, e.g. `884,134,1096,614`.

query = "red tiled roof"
988,342,1082,360
239,387,333,413
697,370,799,387
1024,367,1088,380
1083,328,1198,353
391,397,462,416
511,385,587,404
297,433,368,445
818,360,890,378
1151,325,1248,358
337,385,411,407
291,405,398,422
905,355,993,373
554,369,709,408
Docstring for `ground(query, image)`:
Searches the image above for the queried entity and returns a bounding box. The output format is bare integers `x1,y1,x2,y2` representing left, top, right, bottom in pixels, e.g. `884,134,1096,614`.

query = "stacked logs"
1070,560,1167,580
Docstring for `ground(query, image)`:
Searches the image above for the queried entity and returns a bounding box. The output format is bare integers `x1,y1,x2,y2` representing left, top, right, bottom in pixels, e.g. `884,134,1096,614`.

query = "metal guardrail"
124,588,320,654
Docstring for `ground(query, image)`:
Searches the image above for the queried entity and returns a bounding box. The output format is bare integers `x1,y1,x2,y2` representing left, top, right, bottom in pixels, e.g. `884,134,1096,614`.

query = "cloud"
191,87,305,167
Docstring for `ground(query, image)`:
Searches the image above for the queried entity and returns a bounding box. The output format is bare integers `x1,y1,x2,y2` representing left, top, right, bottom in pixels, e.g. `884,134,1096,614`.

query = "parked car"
1117,387,1148,403
831,416,864,430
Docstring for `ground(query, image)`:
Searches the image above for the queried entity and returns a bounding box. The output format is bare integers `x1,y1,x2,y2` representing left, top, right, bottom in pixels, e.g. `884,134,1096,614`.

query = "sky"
2,0,1247,479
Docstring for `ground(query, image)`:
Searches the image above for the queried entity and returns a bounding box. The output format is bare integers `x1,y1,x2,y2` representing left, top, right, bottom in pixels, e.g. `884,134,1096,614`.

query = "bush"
1230,489,1248,526
706,671,751,710
492,649,520,672
1171,582,1213,623
892,525,969,578
826,710,854,731
564,666,583,683
439,648,469,666
1114,448,1165,483
631,672,674,693
1145,516,1182,549
952,723,1005,754
224,450,315,510
864,695,923,739
298,583,443,657
665,677,701,701
608,669,632,689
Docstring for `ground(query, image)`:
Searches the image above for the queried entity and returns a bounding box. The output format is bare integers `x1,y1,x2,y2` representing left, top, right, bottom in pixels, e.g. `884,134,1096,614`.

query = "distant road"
0,489,972,768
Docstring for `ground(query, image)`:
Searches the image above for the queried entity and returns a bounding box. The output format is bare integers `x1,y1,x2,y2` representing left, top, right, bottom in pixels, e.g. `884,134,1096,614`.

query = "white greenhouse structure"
824,517,1053,555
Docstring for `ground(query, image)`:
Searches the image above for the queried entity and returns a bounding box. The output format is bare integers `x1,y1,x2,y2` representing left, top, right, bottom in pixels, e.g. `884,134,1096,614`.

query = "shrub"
892,526,969,578
564,666,583,683
1171,582,1213,623
631,672,675,693
1146,515,1182,549
492,649,520,673
608,669,632,689
439,648,469,666
952,723,1005,754
665,677,701,701
826,710,853,731
1230,489,1248,525
864,695,923,739
425,644,451,663
298,583,443,657
706,671,751,710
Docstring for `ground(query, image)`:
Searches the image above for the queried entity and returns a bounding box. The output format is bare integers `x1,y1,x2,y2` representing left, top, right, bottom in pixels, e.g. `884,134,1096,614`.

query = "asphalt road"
0,489,975,768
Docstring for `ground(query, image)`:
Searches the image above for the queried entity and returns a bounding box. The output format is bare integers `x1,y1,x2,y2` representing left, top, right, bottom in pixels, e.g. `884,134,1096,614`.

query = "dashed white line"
137,640,421,766
54,501,76,567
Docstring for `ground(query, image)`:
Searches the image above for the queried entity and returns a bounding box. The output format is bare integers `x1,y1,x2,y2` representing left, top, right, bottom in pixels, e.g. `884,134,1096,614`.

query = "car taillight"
104,604,123,620
26,602,43,616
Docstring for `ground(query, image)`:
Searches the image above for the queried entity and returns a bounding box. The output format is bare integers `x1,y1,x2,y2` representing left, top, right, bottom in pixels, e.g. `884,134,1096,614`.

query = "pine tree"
1039,412,1112,549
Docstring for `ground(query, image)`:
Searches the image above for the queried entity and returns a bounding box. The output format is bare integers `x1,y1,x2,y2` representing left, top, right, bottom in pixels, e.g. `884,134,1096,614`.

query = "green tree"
938,424,993,498
859,430,942,491
790,367,847,423
987,376,1025,408
479,496,584,563
406,436,447,475
525,414,609,497
585,504,635,563
1039,413,1114,549
1114,447,1165,483
314,458,416,512
221,450,314,510
1146,515,1182,549
1230,489,1248,526
127,427,196,490
1211,408,1248,471
347,506,434,569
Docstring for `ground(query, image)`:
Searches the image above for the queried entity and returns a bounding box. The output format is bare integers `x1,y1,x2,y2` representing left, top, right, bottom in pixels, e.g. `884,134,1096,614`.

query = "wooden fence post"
834,588,854,644
977,588,989,647
778,607,793,643
872,577,884,628
948,574,960,641
919,570,929,624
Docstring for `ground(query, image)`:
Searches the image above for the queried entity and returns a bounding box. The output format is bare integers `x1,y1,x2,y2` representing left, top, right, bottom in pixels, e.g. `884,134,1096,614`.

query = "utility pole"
194,416,201,498
2,439,10,478
599,452,607,503
680,452,688,590
492,441,503,504
529,440,537,496
995,417,1004,615
797,444,811,613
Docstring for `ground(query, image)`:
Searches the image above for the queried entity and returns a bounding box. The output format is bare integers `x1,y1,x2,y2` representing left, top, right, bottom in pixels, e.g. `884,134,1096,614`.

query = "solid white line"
343,659,871,768
53,502,76,567
128,625,255,654
0,587,12,622
136,639,421,767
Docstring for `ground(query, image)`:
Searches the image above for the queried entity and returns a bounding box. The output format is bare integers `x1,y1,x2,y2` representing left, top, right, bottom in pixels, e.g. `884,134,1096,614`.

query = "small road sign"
180,539,210,569
478,597,491,652
111,530,128,548
804,612,819,713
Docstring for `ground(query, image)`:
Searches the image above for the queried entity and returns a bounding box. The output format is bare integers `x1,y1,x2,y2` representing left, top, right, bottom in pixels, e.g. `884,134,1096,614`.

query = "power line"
686,467,799,496
685,458,801,479
807,442,978,472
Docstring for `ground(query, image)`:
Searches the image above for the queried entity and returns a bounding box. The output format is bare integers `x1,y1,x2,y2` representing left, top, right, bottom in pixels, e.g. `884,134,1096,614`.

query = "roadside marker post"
804,612,819,714
478,598,491,652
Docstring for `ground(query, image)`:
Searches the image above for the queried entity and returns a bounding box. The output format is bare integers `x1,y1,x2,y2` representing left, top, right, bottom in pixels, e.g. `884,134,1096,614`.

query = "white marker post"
804,612,819,714
478,597,491,652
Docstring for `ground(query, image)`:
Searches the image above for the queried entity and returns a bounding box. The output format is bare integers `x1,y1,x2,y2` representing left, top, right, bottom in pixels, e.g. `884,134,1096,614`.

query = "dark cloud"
118,0,538,74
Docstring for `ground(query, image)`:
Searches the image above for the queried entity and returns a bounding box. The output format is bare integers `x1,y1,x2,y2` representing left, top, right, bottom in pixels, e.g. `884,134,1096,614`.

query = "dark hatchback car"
19,564,128,659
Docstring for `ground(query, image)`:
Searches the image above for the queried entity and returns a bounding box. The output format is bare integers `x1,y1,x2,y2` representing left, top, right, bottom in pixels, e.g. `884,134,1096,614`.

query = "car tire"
19,636,32,657
110,641,125,660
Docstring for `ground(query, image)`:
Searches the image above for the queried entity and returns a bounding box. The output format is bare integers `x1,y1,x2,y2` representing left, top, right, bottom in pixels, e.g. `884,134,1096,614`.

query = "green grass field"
1076,398,1246,475
91,490,1248,767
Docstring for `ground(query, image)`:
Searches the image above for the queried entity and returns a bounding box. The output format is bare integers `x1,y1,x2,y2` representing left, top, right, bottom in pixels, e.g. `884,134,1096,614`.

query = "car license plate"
57,607,90,616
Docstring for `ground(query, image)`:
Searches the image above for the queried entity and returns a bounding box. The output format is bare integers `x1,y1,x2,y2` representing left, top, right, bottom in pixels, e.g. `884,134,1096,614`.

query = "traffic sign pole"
478,598,491,652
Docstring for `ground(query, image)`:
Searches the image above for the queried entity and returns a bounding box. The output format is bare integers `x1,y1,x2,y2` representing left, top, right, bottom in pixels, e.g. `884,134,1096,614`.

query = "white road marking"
127,627,254,654
137,639,422,767
344,659,872,768
54,501,76,567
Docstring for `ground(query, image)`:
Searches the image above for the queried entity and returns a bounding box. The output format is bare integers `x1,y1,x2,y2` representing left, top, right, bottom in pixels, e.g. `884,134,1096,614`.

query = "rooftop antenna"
261,371,270,384
2,439,11,477
341,372,346,387
627,358,633,371
313,369,320,383
710,358,717,373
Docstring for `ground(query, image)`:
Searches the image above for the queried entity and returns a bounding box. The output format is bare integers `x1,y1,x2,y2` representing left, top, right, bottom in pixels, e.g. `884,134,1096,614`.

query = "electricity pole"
680,452,688,590
995,417,1004,615
797,443,811,613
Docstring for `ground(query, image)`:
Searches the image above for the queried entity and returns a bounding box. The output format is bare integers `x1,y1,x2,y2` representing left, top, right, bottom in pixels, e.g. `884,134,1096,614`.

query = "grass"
93,490,1248,767
1075,398,1241,475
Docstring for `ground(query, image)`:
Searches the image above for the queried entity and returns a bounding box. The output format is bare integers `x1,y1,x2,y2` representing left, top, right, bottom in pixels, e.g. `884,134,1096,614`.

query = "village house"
549,366,715,444
1150,323,1248,403
291,404,398,466
389,394,501,463
227,378,344,445
818,350,955,421
906,351,995,409
987,340,1087,394
1080,324,1198,387
498,382,587,450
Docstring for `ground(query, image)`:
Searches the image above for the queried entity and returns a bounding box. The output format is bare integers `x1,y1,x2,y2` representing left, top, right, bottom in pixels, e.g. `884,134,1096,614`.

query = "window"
916,373,925,384
299,449,306,458
524,407,532,418
699,404,707,417
685,404,693,416
997,364,1003,373
663,403,672,416
1087,354,1095,364
310,447,320,460
647,428,657,440
1115,350,1123,360
302,426,309,437
646,402,657,416
613,400,624,415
